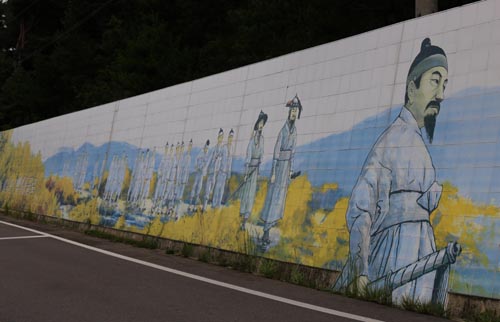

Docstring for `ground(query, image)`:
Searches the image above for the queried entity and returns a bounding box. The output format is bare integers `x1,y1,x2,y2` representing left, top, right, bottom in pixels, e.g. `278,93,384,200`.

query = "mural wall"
1,0,500,304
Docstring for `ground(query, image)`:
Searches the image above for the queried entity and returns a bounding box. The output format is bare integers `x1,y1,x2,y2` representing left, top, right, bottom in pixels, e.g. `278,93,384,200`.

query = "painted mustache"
425,101,441,114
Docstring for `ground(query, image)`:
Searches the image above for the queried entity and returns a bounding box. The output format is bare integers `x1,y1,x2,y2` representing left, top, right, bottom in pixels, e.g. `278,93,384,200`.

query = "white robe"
240,133,264,217
260,120,297,228
335,107,442,304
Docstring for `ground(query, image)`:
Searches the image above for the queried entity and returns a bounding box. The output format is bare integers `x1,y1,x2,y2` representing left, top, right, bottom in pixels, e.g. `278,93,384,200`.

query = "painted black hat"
286,94,302,119
254,110,268,130
407,38,447,86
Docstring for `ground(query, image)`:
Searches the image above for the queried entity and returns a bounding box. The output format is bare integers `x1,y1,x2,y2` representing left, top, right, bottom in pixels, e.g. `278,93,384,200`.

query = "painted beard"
424,101,440,144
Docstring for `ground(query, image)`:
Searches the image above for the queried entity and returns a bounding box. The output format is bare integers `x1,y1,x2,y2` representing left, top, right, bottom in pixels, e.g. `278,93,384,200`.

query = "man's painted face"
217,134,224,145
257,120,265,131
409,66,448,143
289,107,299,121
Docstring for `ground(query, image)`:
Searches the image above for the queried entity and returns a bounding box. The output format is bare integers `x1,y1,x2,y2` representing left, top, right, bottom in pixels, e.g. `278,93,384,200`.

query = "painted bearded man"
333,38,449,304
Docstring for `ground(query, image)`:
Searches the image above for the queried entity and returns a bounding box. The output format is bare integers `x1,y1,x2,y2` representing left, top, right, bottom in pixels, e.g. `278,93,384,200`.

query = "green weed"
401,296,448,318
364,286,392,306
181,243,194,258
461,307,500,322
198,249,212,263
84,229,159,249
259,259,279,279
216,254,229,267
290,265,305,285
232,254,257,272
25,211,36,222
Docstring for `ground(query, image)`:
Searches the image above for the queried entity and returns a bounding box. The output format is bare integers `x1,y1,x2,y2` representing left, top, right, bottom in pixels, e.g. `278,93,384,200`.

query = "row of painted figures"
94,93,303,249
47,38,461,306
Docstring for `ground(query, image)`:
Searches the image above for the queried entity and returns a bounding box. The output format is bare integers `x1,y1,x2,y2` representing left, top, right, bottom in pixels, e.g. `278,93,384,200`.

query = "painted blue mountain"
44,87,500,206
264,87,500,206
44,141,148,182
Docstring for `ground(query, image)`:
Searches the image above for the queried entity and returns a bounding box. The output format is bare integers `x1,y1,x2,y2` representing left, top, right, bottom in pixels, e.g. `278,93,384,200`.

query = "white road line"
0,220,384,322
0,235,49,241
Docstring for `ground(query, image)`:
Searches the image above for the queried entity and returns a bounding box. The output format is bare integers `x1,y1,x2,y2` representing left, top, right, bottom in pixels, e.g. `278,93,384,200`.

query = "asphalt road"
0,216,451,322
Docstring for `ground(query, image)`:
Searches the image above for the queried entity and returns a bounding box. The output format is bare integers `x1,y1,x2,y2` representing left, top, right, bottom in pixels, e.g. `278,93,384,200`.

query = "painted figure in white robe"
104,154,126,203
212,129,234,208
260,95,302,245
203,129,224,211
127,150,144,204
240,111,267,230
174,140,192,208
188,140,210,211
115,154,127,202
139,148,155,209
165,143,181,209
333,38,449,305
153,143,170,210
73,150,88,191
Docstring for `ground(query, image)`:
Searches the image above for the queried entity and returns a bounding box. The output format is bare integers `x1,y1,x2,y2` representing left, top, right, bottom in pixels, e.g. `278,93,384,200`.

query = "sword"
222,167,257,205
290,170,301,179
223,169,302,205
367,242,462,292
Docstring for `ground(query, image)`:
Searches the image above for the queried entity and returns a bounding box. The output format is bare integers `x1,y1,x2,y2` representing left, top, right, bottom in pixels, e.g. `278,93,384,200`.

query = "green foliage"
290,266,305,285
84,229,159,249
363,287,392,306
216,252,230,267
400,297,448,318
231,254,258,273
198,249,212,263
24,211,37,222
181,243,194,258
461,309,500,322
258,259,279,279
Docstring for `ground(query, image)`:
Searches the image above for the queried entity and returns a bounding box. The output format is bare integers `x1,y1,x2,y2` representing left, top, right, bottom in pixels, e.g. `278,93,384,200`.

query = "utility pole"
416,0,438,17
